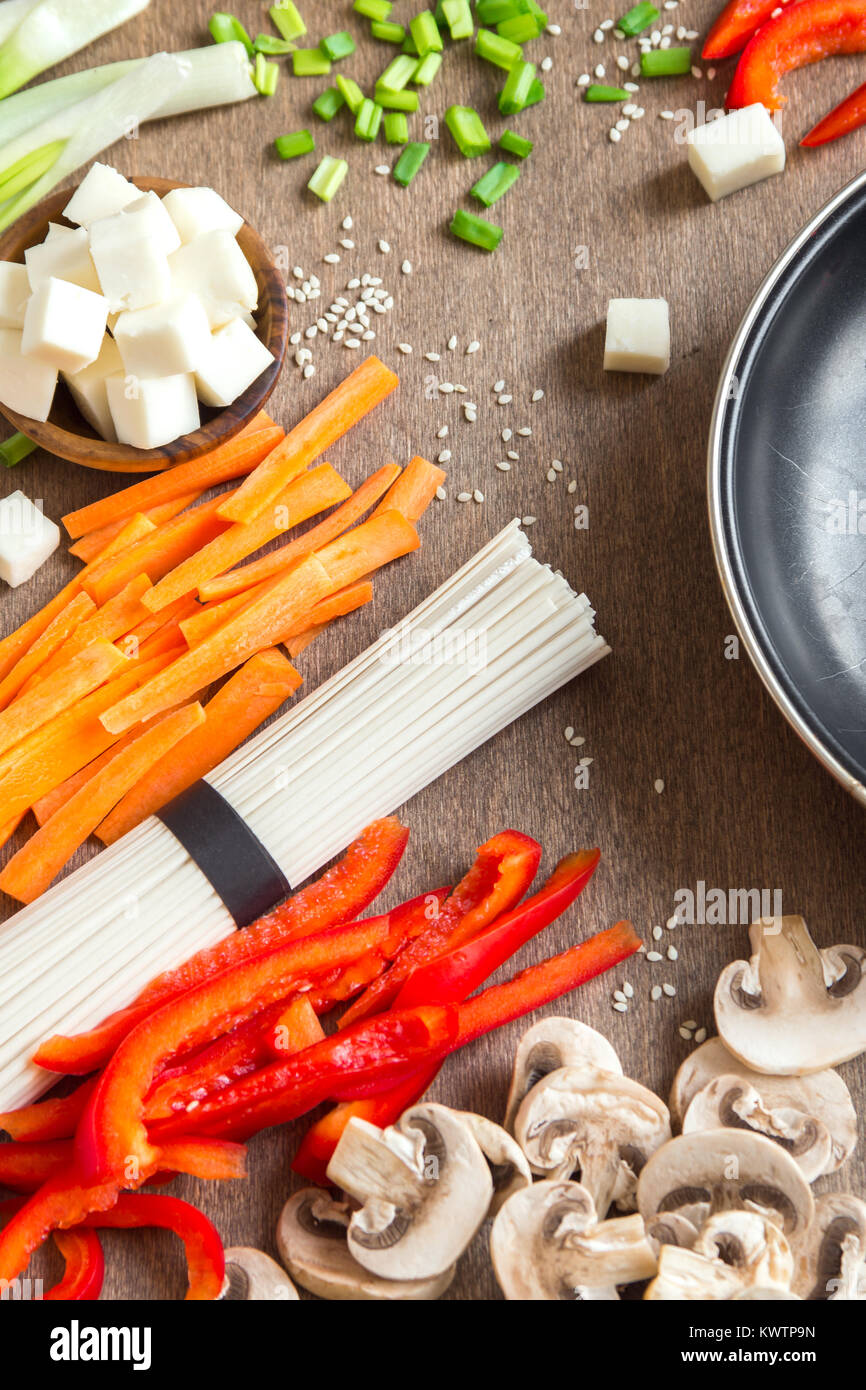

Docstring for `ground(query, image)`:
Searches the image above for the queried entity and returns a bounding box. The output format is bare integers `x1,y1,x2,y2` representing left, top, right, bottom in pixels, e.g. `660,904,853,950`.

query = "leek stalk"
0,0,152,100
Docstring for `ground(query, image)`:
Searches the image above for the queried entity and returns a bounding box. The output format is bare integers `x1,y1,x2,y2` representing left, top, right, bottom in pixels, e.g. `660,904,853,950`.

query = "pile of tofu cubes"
0,163,275,450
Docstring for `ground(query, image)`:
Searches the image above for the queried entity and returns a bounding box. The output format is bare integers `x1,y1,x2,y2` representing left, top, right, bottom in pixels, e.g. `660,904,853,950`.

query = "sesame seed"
695,1027,707,1043
437,425,449,438
660,35,671,47
439,382,455,393
456,491,472,503
613,989,627,1003
425,352,441,362
564,726,574,740
662,23,674,34
401,260,412,274
609,128,622,142
691,65,703,78
541,56,553,71
547,469,556,482
342,216,353,230
303,364,315,379
623,982,634,998
613,27,625,39
651,28,661,42
577,73,591,86
612,1001,628,1013
617,55,629,70
473,489,484,503
345,338,361,349
667,946,679,961
707,65,716,78
547,22,561,35
651,985,662,1001
378,240,390,254
498,394,513,405
293,266,304,279
435,486,447,501
397,343,413,354
662,983,676,997
346,277,360,289
304,325,317,339
466,340,480,354
340,239,355,250
493,378,505,392
681,1019,698,1030
666,915,680,931
652,925,663,940
362,330,376,341
601,18,615,30
374,165,390,175
615,117,630,131
517,426,532,436
448,335,458,350
567,480,577,494
678,1027,692,1040
631,61,641,75
595,63,606,78
323,252,340,265
531,390,544,402
438,450,452,463
507,450,518,460
646,950,663,962
569,735,585,747
659,109,675,119
289,331,301,345
593,28,604,42
654,779,665,793
685,29,699,39
496,460,511,471
624,81,639,91
521,515,536,526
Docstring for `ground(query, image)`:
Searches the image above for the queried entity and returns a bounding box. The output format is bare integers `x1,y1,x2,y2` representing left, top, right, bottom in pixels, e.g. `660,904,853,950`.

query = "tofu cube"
604,298,670,375
194,317,275,408
63,163,140,228
0,491,60,587
162,186,244,245
0,263,30,329
0,329,57,421
110,192,182,256
686,103,785,202
22,277,108,375
45,222,78,240
113,295,213,379
90,230,170,313
63,334,123,442
170,230,258,329
25,225,101,294
106,372,200,450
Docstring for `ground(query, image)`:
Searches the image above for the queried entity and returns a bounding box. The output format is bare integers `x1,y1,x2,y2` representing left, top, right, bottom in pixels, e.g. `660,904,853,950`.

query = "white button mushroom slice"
0,263,31,329
714,915,866,1075
0,491,60,588
645,1211,700,1253
637,1130,814,1239
513,1066,671,1217
504,1017,623,1133
456,1111,532,1215
106,372,199,451
277,1189,455,1301
326,1105,493,1282
0,328,57,421
21,277,108,375
169,229,259,330
63,334,123,442
162,186,244,245
219,1247,299,1301
24,226,101,295
645,1211,793,1300
792,1193,866,1301
490,1179,657,1300
63,163,140,228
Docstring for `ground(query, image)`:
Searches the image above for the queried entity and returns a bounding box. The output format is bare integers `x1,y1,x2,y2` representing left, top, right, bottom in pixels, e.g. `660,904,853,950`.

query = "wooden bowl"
0,176,288,473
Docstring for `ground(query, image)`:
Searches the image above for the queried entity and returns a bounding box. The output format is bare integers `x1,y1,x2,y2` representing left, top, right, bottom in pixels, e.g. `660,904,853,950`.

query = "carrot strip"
97,649,302,844
179,592,252,648
286,624,326,658
118,594,200,657
91,513,157,564
142,464,352,615
27,577,152,688
315,510,419,591
62,424,285,540
218,357,399,526
0,578,82,687
198,462,401,604
372,456,446,522
136,629,188,663
0,814,23,849
0,640,130,760
83,494,235,607
69,494,202,563
0,704,207,903
279,580,373,648
0,592,96,710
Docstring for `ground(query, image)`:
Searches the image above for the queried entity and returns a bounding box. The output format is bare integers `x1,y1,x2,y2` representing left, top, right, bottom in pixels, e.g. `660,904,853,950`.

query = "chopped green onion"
312,86,345,120
442,0,474,40
335,73,365,112
274,128,314,158
413,52,442,85
253,53,279,95
477,0,520,21
640,46,692,76
445,104,491,157
471,160,520,206
474,27,522,70
499,59,536,115
0,0,154,101
307,154,348,201
374,85,419,110
525,2,549,21
354,97,384,141
371,20,406,42
292,48,331,77
409,12,443,56
450,208,502,252
320,31,356,62
0,432,37,469
254,34,296,54
524,76,545,106
401,33,419,54
496,13,543,41
209,12,254,56
384,110,409,143
379,53,417,89
393,140,430,186
270,2,306,41
584,83,630,101
498,128,532,158
617,2,660,37
353,0,392,19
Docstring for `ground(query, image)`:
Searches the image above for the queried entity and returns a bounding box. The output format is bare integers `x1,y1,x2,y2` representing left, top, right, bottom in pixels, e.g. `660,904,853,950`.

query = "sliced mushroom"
683,1076,838,1183
793,1193,866,1301
277,1190,455,1300
457,1111,532,1214
504,1017,622,1132
645,1212,793,1300
646,1212,700,1252
490,1179,657,1300
220,1247,299,1301
325,1104,493,1281
714,915,866,1075
514,1065,671,1217
637,1131,814,1238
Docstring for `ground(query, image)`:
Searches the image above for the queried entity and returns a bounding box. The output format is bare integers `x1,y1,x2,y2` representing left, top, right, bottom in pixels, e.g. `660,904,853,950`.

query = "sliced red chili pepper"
703,0,796,60
34,817,410,1076
726,0,866,112
801,77,866,143
80,1194,224,1301
338,829,542,1029
0,1081,97,1143
45,1229,104,1301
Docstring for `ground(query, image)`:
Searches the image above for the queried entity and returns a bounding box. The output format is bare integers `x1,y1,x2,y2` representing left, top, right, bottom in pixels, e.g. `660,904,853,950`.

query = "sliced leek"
0,0,152,100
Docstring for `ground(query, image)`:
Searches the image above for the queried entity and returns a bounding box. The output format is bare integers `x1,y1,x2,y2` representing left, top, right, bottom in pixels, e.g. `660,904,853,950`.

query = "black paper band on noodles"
157,780,292,929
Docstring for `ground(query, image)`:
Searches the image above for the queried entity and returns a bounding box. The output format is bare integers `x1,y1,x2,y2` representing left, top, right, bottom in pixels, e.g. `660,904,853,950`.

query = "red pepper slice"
0,1170,121,1287
80,1194,224,1301
45,1229,105,1301
0,1137,247,1191
35,817,409,1076
338,829,542,1029
703,0,796,60
726,0,866,112
0,1140,77,1193
0,1082,97,1143
801,77,866,142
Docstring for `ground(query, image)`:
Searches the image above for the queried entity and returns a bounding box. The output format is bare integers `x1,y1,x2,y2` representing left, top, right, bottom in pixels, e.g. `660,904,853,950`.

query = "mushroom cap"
277,1190,455,1301
490,1179,656,1300
504,1017,622,1132
714,916,866,1075
792,1192,866,1301
682,1075,840,1183
646,1212,700,1253
220,1247,299,1301
637,1130,814,1238
456,1111,532,1214
514,1065,671,1217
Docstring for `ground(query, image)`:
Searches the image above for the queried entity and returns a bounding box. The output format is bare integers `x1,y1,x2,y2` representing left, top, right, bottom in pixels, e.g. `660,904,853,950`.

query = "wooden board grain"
2,0,865,1301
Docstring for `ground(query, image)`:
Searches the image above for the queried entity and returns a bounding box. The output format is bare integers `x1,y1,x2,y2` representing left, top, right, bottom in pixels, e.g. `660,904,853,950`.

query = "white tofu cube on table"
22,277,108,375
162,187,244,244
45,222,77,241
604,298,671,375
0,264,30,329
170,230,259,329
25,226,101,294
194,318,275,408
0,329,57,421
113,295,213,379
63,163,139,228
106,371,200,450
89,194,181,312
686,103,785,202
0,491,60,587
63,335,123,442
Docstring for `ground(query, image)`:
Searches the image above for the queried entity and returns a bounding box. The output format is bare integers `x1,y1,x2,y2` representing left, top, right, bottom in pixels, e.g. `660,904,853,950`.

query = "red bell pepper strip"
45,1229,105,1301
0,1140,76,1193
0,1137,247,1191
338,829,542,1029
0,1082,97,1142
80,1194,224,1301
34,817,410,1076
703,0,796,60
726,0,866,112
0,1170,121,1287
801,78,866,143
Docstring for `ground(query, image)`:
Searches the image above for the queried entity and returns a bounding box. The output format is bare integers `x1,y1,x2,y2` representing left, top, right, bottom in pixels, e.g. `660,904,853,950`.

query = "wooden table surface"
3,0,865,1301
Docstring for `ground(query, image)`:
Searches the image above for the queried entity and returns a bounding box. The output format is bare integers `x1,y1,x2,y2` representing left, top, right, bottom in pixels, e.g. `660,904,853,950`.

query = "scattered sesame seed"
601,18,615,30
397,343,413,354
362,330,376,341
615,118,630,132
577,73,591,86
632,106,645,118
613,26,625,39
340,239,355,250
323,252,340,265
651,985,662,1001
651,28,661,42
612,1001,628,1013
435,486,447,501
678,1026,692,1040
498,393,513,405
374,165,390,175
438,450,452,463
547,22,561,35
707,66,716,79
289,331,301,345
652,925,663,941
517,426,532,436
654,778,665,793
466,340,480,354
439,381,455,393
345,338,361,349
496,460,511,471
522,515,536,526
623,982,634,998
695,1027,707,1043
613,989,627,1003
342,216,353,230
662,23,674,34
624,80,639,91
623,102,637,116
681,1019,698,1030
547,469,557,482
567,480,577,494
646,950,663,962
569,735,585,747
531,390,544,402
617,55,629,70
662,983,676,997
304,325,317,339
502,428,512,442
437,425,449,438
493,378,505,392
685,29,699,39
303,364,315,379
666,915,680,931
541,56,553,71
659,110,675,119
564,726,574,740
456,491,471,503
401,260,412,275
667,945,679,961
691,65,703,79
660,35,671,47
593,28,604,42
378,239,390,253
507,450,518,460
473,489,484,503
631,61,641,76
595,63,606,78
448,335,458,350
425,352,441,362
664,1,678,8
